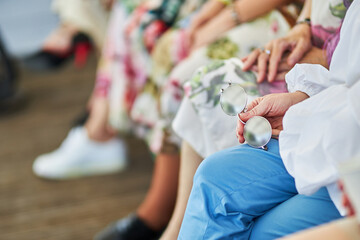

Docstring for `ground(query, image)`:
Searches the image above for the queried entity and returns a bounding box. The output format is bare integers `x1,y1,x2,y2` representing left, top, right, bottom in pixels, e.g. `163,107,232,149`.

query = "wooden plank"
0,55,153,240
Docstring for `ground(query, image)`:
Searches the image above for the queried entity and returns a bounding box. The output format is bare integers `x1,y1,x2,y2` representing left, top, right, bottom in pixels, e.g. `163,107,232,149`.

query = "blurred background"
0,1,153,239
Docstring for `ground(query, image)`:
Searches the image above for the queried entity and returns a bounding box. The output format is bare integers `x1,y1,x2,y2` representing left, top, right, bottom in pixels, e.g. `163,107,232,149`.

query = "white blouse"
279,0,360,216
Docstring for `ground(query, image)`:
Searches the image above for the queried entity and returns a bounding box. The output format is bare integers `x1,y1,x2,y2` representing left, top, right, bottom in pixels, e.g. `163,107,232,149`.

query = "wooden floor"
0,55,154,240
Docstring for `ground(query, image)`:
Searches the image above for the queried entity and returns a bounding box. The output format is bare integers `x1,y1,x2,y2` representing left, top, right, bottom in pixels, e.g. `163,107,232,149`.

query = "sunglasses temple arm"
237,114,246,125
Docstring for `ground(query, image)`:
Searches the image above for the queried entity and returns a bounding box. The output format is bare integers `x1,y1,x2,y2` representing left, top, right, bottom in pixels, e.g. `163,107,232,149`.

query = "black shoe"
94,214,163,240
21,32,92,71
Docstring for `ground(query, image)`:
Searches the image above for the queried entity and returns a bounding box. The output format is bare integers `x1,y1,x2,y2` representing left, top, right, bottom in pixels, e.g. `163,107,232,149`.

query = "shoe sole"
34,160,127,180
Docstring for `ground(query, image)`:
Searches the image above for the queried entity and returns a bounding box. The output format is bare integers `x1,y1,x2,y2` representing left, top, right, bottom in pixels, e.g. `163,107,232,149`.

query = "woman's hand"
242,24,312,83
184,0,226,51
236,91,309,143
249,47,328,82
190,8,236,51
184,24,198,53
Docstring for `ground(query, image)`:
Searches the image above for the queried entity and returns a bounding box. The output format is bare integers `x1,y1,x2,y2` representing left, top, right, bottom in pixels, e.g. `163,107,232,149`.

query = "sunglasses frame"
220,82,272,150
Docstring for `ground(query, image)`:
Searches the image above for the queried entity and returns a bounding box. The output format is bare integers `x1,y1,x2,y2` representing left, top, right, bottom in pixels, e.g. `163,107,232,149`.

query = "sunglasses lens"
244,116,272,148
220,84,247,116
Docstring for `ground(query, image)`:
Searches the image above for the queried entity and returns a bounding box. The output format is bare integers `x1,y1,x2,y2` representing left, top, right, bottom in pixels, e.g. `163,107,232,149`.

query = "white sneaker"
33,127,127,180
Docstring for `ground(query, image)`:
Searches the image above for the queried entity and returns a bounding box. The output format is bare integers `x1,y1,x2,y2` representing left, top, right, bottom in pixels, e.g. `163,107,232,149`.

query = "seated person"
178,0,360,238
163,0,344,238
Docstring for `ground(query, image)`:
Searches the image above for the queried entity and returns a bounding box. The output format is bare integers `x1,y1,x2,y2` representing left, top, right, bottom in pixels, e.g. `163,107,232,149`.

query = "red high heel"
73,33,92,68
22,32,92,71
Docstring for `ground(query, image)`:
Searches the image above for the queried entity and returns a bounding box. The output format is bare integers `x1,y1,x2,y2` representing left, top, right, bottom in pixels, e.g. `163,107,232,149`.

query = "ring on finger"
259,47,271,55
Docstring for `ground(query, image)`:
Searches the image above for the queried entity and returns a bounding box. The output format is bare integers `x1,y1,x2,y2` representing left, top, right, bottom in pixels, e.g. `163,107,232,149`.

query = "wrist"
190,17,202,30
220,8,238,29
230,1,242,25
291,91,309,104
291,22,311,37
295,18,311,26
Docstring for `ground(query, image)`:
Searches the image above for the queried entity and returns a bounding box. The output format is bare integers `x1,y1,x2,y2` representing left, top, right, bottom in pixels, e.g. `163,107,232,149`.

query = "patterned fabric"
93,0,204,153
102,2,301,154
140,9,291,153
311,0,347,64
172,0,346,158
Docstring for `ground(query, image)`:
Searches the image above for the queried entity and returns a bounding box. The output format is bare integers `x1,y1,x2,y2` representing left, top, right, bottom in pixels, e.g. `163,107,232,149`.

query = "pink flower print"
183,81,192,97
166,79,183,101
170,78,180,88
271,20,279,33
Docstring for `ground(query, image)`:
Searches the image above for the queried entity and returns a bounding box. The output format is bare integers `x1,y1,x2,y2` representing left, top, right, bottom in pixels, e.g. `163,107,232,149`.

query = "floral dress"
142,8,294,153
92,0,204,152
172,0,346,158
107,3,299,154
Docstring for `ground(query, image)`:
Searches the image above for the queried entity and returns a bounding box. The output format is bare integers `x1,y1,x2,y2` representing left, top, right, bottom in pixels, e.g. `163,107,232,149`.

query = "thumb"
239,102,267,121
239,107,258,121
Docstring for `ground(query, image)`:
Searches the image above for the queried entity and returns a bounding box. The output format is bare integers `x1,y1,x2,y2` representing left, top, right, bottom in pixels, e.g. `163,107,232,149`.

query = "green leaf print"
204,60,226,73
190,74,225,107
188,61,226,99
189,71,203,91
329,3,347,19
234,65,257,84
205,74,226,105
207,38,239,60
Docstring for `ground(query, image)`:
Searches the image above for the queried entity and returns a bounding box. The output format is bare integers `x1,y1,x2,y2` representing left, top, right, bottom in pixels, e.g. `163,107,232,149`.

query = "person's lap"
250,187,342,239
178,139,341,239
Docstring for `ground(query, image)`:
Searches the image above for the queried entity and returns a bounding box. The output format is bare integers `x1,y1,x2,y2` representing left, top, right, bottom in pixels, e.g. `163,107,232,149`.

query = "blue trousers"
178,139,341,239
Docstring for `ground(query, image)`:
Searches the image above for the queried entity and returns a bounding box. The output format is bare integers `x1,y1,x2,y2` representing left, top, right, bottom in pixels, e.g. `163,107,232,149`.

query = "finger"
236,119,245,143
245,97,262,113
240,103,267,122
273,71,287,82
250,65,258,72
268,40,291,82
257,52,270,83
243,49,261,71
287,39,310,66
277,60,292,72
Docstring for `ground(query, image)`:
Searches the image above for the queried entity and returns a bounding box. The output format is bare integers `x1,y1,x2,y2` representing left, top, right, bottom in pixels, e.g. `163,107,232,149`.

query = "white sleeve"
279,0,360,215
279,81,360,196
285,63,342,97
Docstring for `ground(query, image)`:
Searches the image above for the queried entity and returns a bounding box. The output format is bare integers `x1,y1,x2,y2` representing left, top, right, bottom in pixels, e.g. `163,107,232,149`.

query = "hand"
236,92,309,143
242,24,312,83
190,8,235,51
250,47,328,82
184,25,197,53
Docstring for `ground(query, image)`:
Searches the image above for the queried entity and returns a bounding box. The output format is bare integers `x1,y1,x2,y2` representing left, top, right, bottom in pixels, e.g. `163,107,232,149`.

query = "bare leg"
137,152,180,231
160,141,203,239
85,96,116,142
86,97,180,231
281,217,360,240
